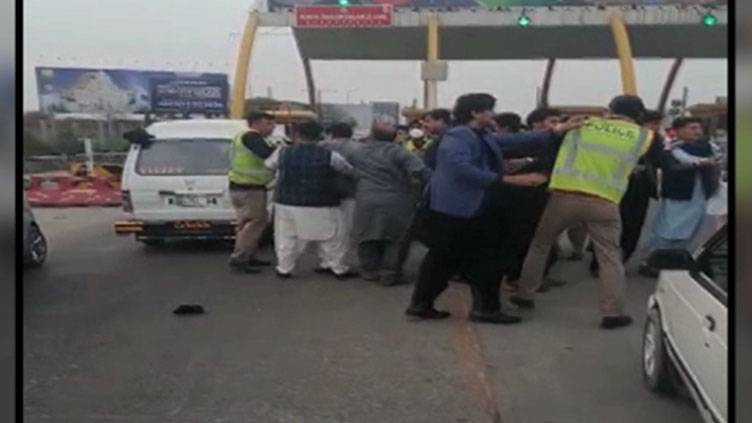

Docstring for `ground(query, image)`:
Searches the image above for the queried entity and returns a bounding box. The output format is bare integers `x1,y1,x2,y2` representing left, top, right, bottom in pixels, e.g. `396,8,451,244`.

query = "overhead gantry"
230,5,727,119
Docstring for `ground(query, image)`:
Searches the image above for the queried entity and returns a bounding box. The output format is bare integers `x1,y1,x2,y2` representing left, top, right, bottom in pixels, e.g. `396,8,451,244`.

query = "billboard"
149,76,229,114
35,67,228,114
271,1,726,8
295,5,393,27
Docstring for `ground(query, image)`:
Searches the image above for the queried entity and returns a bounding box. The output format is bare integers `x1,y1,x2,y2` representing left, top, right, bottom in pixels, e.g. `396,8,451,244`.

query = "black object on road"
173,305,205,315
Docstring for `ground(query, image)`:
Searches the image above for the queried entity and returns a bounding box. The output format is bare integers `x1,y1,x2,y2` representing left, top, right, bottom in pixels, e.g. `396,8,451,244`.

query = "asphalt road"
24,208,706,423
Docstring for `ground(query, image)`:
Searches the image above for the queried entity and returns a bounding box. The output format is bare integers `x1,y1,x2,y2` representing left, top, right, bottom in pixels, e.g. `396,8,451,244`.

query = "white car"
642,225,728,423
115,119,249,245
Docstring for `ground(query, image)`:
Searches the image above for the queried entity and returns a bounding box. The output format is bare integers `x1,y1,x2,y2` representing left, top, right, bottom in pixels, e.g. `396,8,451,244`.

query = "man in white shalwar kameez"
264,121,359,279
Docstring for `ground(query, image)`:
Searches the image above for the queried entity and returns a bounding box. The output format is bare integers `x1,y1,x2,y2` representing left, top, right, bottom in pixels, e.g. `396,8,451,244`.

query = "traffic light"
701,12,717,27
338,0,350,6
517,14,531,27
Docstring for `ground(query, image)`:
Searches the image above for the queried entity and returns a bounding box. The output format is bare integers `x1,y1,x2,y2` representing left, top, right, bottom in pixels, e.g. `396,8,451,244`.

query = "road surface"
24,208,705,423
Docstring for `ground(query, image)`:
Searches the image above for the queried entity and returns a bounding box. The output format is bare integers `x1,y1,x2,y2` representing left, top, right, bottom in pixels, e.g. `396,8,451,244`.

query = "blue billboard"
35,67,228,114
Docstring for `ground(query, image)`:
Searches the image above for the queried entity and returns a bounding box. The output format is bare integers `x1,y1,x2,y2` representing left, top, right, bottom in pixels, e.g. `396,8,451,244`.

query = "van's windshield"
136,138,230,175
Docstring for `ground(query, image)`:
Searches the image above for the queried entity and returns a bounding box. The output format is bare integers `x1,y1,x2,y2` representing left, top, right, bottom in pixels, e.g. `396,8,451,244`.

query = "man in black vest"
640,117,720,277
264,121,359,279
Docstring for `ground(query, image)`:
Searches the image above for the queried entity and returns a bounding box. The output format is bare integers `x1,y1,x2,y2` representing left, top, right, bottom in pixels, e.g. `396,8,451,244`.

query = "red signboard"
294,5,393,28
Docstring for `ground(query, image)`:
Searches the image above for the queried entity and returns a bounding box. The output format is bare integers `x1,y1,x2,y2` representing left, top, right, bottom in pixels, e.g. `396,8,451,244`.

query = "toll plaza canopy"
260,0,727,59
229,1,727,116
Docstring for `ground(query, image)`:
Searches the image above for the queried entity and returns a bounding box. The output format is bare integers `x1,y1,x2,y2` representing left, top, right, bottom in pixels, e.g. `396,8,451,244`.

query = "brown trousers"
229,189,268,263
517,190,626,317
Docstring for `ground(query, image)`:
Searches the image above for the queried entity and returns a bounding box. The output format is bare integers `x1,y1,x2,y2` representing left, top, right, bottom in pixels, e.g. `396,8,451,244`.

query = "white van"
115,119,249,244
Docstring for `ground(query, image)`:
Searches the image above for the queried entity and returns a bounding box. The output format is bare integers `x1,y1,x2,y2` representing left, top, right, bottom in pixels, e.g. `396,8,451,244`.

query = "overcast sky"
23,0,727,115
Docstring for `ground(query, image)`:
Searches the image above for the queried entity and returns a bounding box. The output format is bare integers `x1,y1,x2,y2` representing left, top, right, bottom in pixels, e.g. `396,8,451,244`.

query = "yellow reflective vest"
403,138,431,153
228,132,274,186
549,118,653,204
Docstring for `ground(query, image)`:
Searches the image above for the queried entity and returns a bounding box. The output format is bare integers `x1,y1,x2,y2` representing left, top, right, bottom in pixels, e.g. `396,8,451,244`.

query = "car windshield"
136,138,230,175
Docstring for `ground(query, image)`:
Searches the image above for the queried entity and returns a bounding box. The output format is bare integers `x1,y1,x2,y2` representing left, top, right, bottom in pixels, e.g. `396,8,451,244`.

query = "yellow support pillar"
609,12,637,96
230,13,259,119
424,12,439,109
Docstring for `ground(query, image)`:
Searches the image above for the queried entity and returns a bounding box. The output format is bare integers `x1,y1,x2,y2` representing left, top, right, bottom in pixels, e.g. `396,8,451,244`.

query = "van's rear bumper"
114,219,237,240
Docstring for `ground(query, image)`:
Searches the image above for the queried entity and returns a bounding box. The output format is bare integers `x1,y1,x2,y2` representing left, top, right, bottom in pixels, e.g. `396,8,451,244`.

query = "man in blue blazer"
406,93,583,324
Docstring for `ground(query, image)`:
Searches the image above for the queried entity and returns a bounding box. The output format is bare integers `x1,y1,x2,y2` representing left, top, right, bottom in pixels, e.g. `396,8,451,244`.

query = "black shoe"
362,272,380,282
334,270,360,280
537,283,550,293
248,257,272,267
509,296,535,310
600,315,633,329
380,276,409,287
405,306,451,320
313,267,333,275
276,271,293,279
230,262,261,274
469,310,522,325
638,264,659,278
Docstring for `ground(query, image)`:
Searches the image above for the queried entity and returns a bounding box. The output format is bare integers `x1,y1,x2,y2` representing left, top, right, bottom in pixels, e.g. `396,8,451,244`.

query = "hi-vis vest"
228,132,274,186
549,118,653,204
403,138,431,153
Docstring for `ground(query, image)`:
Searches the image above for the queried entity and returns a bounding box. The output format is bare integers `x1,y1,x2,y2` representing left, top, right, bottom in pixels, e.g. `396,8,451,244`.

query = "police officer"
228,112,277,274
510,95,668,329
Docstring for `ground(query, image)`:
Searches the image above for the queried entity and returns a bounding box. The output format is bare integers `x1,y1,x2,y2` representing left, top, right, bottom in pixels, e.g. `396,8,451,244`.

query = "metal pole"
657,58,684,114
681,86,689,115
609,12,637,95
83,138,94,176
424,12,439,110
230,13,259,119
302,58,317,108
540,58,556,107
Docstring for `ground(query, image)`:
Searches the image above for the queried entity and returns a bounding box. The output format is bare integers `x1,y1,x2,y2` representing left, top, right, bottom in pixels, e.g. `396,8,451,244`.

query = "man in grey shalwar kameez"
346,120,432,286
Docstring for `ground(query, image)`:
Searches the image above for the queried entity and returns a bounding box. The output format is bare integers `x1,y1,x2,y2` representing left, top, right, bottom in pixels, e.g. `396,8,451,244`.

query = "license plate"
172,221,212,230
176,194,207,207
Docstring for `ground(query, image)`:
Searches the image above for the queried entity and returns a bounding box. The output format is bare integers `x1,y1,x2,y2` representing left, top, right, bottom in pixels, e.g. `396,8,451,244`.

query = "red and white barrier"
25,175,122,208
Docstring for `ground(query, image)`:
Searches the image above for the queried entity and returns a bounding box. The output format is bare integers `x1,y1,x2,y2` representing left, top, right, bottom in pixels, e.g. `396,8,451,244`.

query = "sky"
23,0,728,116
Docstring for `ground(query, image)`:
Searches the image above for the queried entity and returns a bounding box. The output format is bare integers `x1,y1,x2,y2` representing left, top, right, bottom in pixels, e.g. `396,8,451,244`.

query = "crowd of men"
226,93,725,329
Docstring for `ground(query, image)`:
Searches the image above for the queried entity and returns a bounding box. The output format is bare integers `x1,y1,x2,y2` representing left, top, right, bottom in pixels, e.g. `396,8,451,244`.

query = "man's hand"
503,158,533,174
698,157,721,167
553,116,587,136
502,172,549,187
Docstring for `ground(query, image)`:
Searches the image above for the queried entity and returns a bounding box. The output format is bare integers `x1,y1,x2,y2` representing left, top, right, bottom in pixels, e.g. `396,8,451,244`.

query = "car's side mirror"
23,176,31,190
647,249,695,271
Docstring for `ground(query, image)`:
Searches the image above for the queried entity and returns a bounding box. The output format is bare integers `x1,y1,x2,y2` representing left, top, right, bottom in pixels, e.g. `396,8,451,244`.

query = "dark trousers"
500,185,557,282
410,208,508,313
591,175,653,271
359,239,405,278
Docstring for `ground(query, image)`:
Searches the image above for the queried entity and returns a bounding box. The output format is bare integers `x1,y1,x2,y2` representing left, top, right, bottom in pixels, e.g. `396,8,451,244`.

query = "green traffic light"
701,13,717,27
517,15,531,27
338,0,350,5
